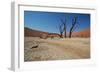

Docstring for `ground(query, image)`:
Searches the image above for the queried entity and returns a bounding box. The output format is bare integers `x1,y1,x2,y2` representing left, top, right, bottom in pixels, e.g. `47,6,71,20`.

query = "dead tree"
59,23,64,38
69,16,79,38
60,18,67,38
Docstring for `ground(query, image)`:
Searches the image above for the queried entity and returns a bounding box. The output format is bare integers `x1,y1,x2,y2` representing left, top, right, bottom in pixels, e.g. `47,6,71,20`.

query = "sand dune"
71,28,90,37
25,27,90,38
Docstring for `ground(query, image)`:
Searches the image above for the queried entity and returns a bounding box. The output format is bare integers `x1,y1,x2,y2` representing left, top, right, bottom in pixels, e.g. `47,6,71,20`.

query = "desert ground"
24,37,90,61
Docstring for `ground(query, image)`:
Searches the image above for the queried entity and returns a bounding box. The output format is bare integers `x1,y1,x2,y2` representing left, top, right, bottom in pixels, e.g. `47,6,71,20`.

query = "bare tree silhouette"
59,23,64,38
60,18,67,38
69,16,79,38
58,18,67,38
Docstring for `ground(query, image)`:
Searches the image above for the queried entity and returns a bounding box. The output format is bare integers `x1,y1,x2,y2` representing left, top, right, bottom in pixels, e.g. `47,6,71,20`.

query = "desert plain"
24,37,90,61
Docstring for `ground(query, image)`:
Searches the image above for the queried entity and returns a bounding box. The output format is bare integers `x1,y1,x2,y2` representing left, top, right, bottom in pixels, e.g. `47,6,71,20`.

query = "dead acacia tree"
59,23,64,38
60,18,67,38
69,16,79,38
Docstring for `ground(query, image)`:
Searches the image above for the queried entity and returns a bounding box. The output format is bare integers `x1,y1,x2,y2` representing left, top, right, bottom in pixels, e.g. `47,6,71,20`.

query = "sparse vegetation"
24,37,90,61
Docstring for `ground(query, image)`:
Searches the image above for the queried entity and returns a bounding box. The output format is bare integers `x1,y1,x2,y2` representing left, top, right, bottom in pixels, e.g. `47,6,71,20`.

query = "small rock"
30,42,39,49
24,41,39,49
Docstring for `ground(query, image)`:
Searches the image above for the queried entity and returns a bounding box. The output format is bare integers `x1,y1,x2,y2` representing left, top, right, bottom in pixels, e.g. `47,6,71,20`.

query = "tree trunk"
69,31,72,38
64,30,67,38
60,33,63,38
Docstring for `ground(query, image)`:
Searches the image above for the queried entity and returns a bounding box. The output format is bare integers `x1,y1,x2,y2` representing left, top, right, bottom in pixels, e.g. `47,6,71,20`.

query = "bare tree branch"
60,18,67,38
69,16,79,38
72,22,79,32
58,23,64,38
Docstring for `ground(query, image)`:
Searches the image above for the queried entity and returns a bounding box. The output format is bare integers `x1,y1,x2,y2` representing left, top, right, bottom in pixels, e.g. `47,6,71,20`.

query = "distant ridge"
25,27,90,38
71,28,90,37
24,27,60,38
24,27,48,37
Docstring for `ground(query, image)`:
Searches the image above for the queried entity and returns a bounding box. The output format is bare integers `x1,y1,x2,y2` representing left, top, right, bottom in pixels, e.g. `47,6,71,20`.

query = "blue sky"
24,11,90,33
